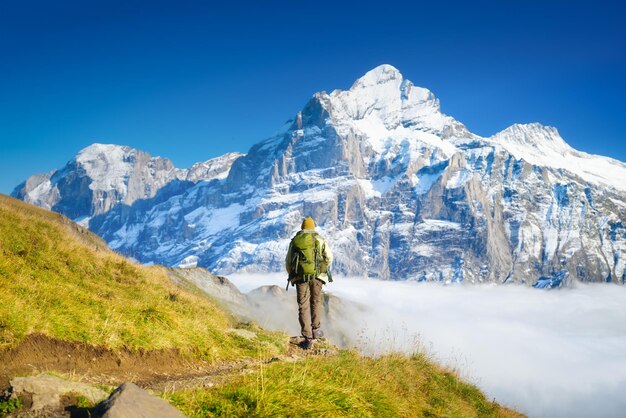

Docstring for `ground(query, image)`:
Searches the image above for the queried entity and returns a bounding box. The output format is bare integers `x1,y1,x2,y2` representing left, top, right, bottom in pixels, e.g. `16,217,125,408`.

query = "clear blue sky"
1,0,625,194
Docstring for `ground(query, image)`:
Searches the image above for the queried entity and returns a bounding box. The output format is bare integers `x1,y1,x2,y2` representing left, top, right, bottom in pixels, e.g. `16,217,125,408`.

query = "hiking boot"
312,328,324,339
300,337,314,350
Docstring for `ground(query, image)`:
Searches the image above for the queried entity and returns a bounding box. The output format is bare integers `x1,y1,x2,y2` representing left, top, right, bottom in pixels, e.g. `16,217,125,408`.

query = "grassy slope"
0,194,284,360
0,195,522,417
167,351,521,417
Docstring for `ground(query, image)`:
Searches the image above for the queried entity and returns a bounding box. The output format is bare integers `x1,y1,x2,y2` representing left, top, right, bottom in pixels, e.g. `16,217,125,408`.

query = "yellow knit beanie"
301,216,315,230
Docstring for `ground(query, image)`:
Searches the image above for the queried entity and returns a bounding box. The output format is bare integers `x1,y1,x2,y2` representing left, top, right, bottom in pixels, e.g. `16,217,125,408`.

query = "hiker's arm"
322,239,333,266
285,243,293,274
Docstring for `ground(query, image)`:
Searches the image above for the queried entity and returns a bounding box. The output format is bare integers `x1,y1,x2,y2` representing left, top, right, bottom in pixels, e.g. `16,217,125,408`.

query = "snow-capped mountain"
13,65,626,284
12,143,243,225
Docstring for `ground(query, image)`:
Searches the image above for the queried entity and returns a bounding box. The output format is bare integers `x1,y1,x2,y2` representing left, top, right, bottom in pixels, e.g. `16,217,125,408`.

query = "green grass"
165,350,521,418
0,194,285,361
0,195,523,417
0,396,23,417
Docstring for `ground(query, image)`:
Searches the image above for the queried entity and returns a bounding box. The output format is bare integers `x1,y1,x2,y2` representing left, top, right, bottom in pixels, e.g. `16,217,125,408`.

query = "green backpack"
289,231,320,283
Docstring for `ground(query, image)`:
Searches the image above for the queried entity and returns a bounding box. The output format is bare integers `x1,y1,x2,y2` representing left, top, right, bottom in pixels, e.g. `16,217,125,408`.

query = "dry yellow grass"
0,194,284,360
166,350,524,417
0,195,524,417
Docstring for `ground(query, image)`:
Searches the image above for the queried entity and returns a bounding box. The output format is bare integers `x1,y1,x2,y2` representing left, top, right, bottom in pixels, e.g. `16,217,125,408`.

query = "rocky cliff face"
13,65,626,284
12,144,243,226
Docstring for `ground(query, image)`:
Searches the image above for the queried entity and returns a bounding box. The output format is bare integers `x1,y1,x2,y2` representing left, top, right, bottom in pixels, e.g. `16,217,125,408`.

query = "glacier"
12,64,626,284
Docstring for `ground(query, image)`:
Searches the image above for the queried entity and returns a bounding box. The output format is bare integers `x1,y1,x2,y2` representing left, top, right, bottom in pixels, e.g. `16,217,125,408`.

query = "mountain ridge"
12,144,244,225
12,64,626,284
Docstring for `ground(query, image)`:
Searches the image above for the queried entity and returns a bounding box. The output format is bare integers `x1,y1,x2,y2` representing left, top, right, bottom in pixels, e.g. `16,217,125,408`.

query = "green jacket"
285,229,333,283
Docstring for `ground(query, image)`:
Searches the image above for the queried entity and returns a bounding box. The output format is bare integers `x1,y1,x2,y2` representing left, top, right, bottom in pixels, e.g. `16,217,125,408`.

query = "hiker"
285,216,333,350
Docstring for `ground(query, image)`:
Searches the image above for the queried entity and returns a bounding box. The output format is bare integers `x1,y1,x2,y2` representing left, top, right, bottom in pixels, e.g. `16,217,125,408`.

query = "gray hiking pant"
296,278,323,339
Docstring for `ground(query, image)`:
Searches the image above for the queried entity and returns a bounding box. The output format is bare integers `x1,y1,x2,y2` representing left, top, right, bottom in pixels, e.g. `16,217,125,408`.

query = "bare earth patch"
0,334,331,393
0,334,210,390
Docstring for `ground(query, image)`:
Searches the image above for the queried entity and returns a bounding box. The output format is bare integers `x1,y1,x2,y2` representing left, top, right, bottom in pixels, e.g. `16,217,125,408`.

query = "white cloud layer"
229,274,626,418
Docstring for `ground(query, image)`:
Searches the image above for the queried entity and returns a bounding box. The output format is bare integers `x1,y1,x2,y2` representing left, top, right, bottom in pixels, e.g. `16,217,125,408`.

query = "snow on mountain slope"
328,64,468,149
75,144,145,197
13,65,626,284
186,152,244,182
488,123,626,192
11,144,243,225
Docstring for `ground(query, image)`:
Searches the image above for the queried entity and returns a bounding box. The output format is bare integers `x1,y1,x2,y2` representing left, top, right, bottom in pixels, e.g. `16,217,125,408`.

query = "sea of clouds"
228,274,626,418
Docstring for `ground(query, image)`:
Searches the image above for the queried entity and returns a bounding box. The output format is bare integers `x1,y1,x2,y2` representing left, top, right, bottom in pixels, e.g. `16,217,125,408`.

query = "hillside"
0,194,284,360
0,194,522,417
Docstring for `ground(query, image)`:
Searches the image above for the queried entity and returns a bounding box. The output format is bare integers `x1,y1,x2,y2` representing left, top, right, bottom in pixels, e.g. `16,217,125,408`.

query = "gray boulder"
8,374,108,411
92,382,185,418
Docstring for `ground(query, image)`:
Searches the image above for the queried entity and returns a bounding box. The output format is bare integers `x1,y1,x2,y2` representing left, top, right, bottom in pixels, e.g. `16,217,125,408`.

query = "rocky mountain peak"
488,122,626,192
492,123,568,150
323,65,448,149
186,152,244,182
350,64,403,89
75,143,134,161
333,65,440,118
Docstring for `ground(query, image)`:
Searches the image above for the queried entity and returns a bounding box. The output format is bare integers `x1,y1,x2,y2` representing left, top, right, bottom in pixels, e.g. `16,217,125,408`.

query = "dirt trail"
1,334,336,394
0,334,207,390
140,337,336,392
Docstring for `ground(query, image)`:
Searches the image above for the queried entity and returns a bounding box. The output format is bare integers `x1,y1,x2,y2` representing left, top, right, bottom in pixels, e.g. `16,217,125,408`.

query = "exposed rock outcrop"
92,382,185,418
6,374,108,412
165,268,365,348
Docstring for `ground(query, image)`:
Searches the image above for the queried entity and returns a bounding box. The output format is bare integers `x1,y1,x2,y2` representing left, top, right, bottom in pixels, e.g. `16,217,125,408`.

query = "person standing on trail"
285,216,333,350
